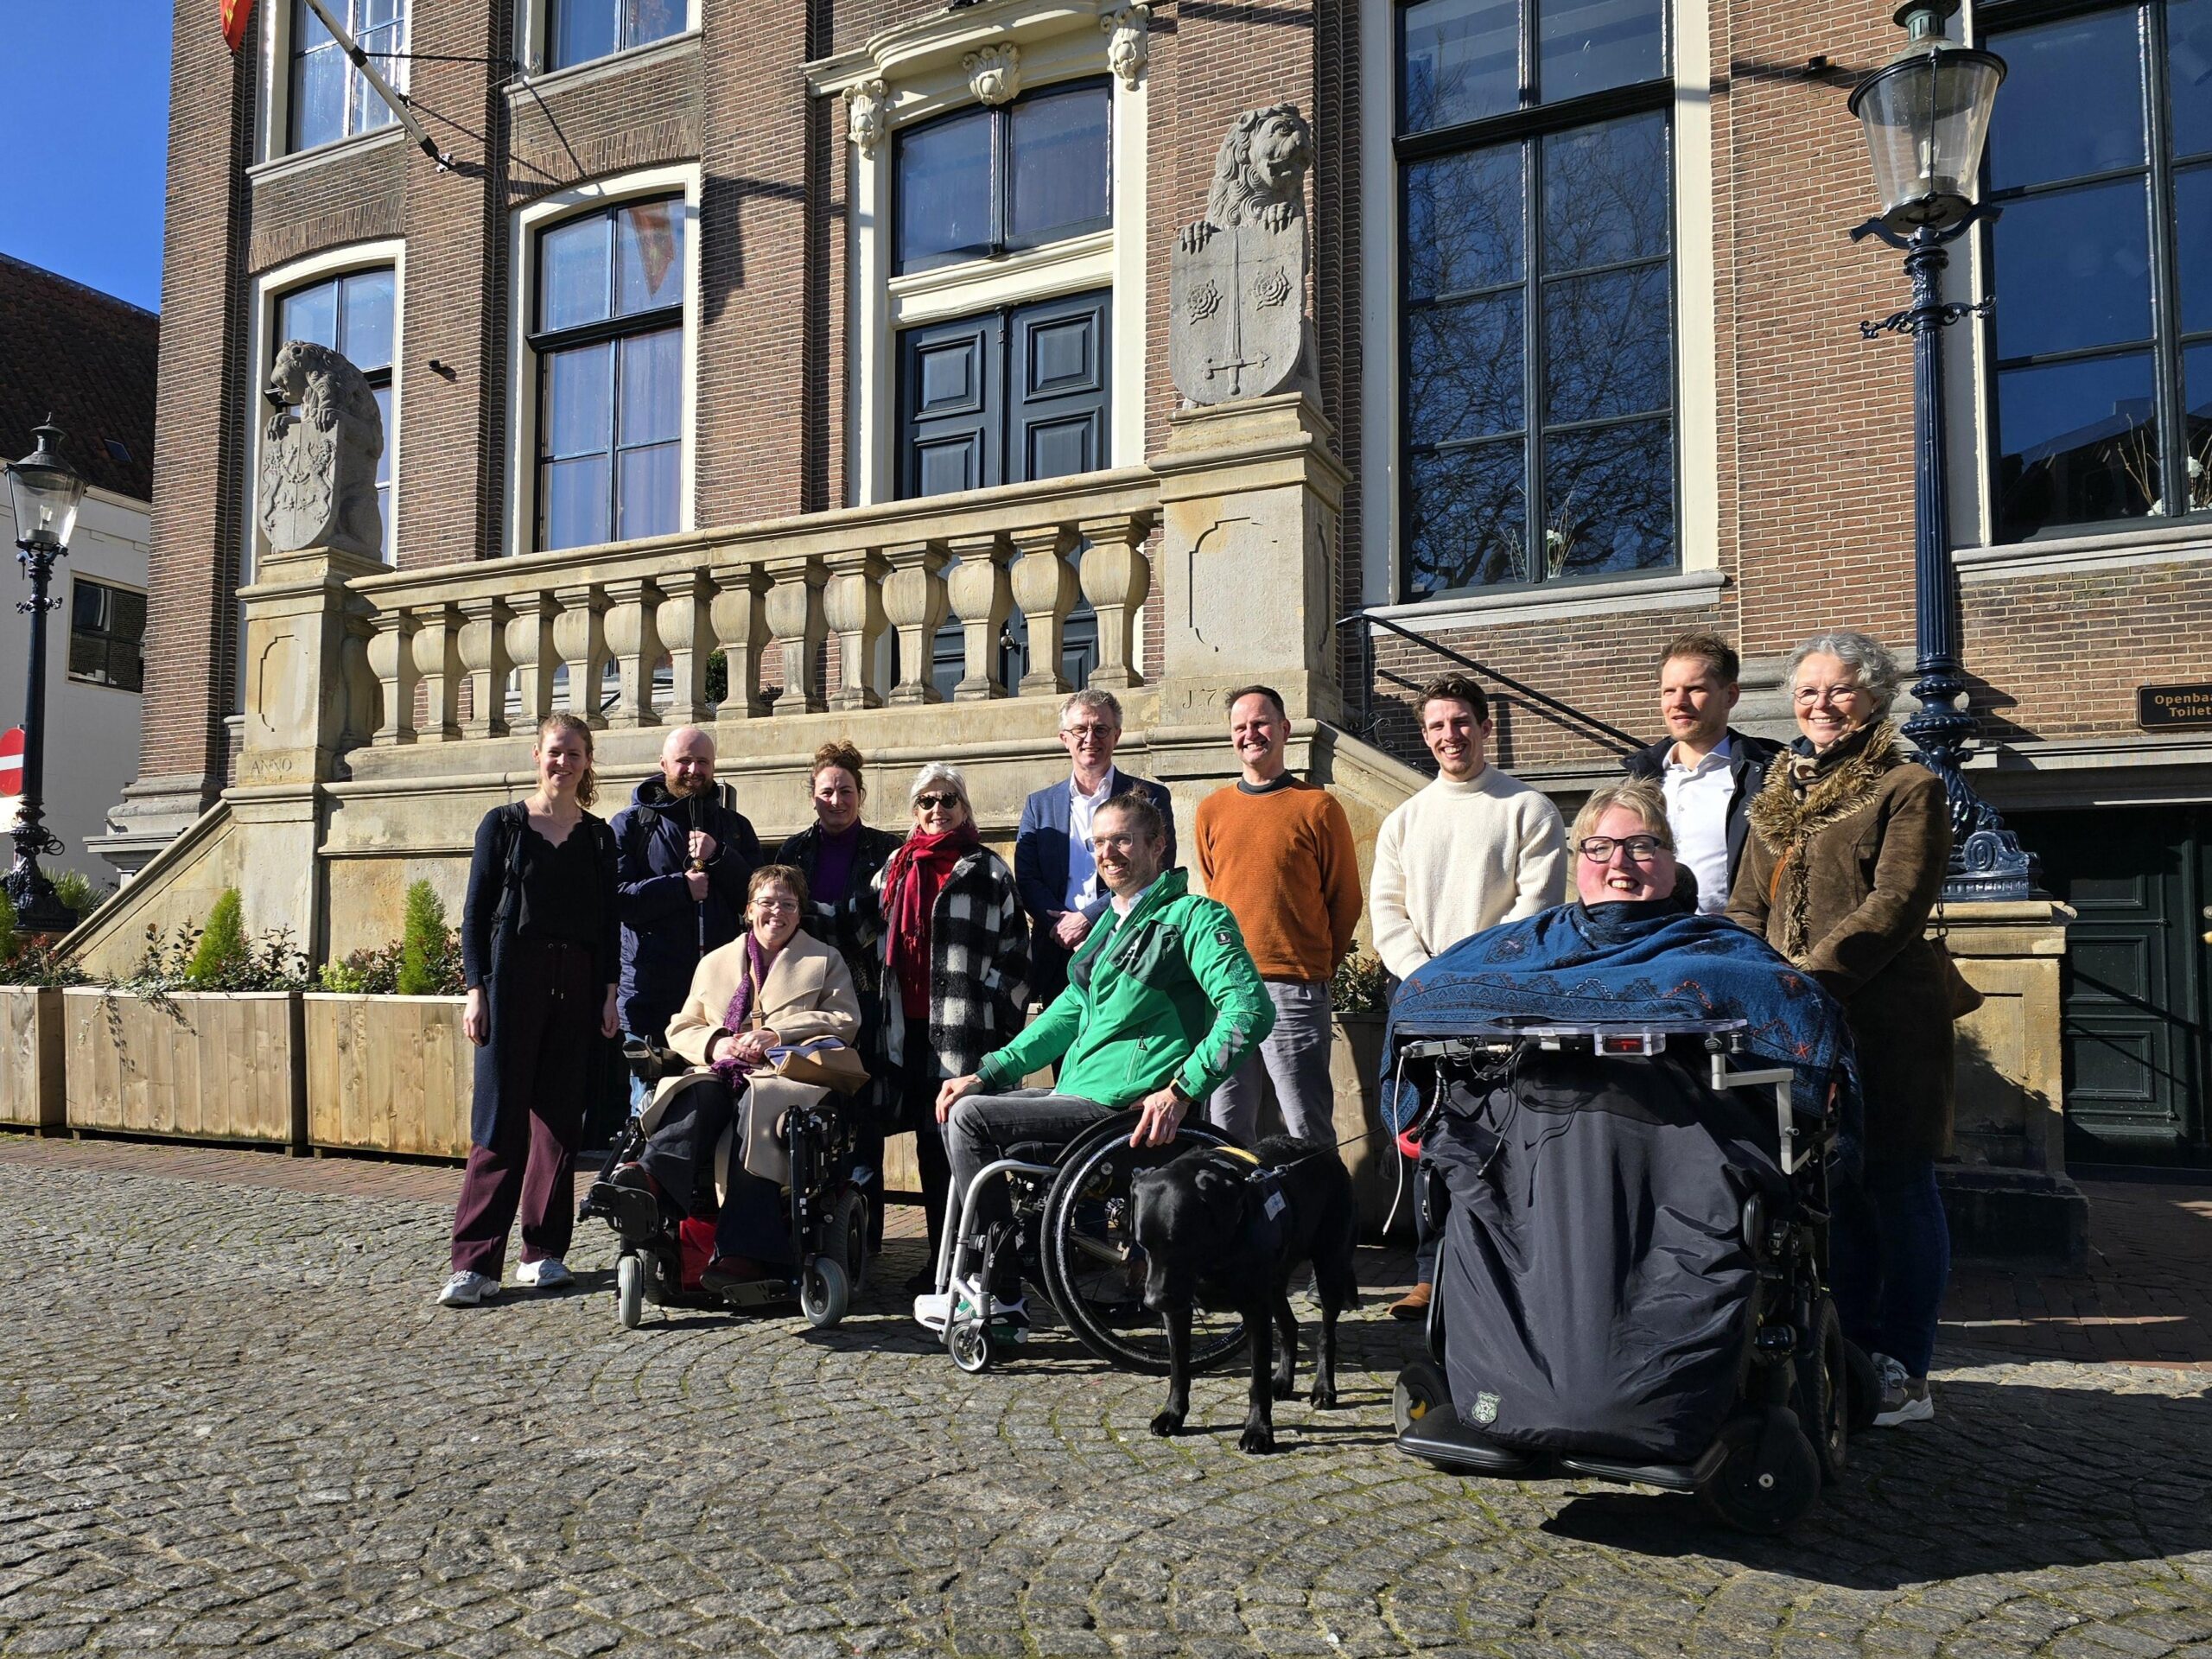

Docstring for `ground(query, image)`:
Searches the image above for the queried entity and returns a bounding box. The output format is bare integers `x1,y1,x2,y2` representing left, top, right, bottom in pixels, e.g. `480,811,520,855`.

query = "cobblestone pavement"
0,1145,2208,1657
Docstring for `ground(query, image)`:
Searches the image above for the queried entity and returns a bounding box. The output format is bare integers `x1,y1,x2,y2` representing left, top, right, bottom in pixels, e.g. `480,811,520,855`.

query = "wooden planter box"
0,987,66,1132
63,988,306,1147
303,994,474,1159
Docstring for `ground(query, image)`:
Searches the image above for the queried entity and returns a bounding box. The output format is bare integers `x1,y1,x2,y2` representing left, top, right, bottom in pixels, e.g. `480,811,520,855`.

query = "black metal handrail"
1338,611,1644,759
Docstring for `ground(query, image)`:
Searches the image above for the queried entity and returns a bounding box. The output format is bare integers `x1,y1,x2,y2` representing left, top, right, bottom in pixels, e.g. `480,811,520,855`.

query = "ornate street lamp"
1849,0,2031,899
4,420,87,934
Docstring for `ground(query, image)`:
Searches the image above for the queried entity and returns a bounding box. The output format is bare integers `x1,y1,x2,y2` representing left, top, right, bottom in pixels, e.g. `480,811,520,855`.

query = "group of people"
434,625,1970,1430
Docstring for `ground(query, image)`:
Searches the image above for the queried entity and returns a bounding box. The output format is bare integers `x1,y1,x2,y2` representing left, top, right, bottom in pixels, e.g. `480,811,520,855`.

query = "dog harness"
1207,1144,1293,1258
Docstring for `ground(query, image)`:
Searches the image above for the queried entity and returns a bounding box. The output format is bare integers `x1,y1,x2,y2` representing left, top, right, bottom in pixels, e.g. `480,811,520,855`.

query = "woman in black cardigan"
439,711,621,1308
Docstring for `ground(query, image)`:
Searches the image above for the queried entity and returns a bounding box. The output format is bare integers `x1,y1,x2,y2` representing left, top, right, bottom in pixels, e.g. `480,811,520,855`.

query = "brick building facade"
120,0,2210,1165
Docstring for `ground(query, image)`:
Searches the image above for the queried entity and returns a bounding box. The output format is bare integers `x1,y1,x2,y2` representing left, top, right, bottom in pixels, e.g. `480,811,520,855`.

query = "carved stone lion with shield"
1171,105,1319,407
257,339,385,559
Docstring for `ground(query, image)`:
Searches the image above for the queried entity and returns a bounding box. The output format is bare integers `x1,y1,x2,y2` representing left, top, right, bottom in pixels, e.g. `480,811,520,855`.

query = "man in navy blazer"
1015,689,1177,1005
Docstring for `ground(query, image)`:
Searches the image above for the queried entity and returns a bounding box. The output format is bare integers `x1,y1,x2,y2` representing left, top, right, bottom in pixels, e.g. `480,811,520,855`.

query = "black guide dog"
1130,1135,1360,1452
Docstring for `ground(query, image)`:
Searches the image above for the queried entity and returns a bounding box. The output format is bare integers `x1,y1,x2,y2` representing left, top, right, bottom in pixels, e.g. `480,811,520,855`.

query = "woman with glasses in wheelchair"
923,791,1275,1341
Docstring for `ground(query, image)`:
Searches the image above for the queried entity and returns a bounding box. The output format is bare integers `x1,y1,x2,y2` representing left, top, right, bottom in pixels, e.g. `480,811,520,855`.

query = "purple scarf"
711,933,779,1082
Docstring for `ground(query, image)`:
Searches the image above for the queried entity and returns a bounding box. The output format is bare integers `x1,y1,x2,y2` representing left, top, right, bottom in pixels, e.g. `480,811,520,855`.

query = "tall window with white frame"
1981,0,2212,541
1396,0,1676,598
545,0,686,72
531,198,685,552
289,0,405,153
276,266,396,559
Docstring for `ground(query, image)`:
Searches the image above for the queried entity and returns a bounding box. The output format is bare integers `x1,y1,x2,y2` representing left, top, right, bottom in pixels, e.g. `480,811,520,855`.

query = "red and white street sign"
0,728,22,798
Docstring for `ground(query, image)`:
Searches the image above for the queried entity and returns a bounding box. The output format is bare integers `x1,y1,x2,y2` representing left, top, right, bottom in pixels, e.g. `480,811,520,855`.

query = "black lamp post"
1850,0,2035,899
3,420,87,935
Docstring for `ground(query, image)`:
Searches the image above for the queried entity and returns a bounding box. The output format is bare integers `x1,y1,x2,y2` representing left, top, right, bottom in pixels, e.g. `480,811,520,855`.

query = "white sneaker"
437,1270,498,1307
913,1285,1027,1338
515,1257,573,1289
1869,1351,1935,1426
913,1287,959,1332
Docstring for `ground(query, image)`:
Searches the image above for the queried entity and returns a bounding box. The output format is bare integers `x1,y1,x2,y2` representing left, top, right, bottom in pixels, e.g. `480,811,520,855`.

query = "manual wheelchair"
921,1109,1255,1377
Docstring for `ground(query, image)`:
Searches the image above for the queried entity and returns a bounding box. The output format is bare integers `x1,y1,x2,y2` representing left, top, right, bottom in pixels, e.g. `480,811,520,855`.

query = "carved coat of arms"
1171,104,1316,407
257,339,385,560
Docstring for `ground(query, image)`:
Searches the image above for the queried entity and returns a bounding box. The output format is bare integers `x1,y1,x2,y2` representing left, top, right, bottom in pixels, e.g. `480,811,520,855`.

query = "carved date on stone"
258,340,385,560
1170,105,1317,407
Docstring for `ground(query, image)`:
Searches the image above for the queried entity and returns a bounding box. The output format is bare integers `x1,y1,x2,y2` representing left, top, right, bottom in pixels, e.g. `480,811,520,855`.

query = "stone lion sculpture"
1179,103,1313,253
257,339,385,560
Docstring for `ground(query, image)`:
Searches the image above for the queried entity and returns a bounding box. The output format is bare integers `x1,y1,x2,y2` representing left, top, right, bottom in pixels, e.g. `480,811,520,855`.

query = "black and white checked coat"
855,846,1031,1127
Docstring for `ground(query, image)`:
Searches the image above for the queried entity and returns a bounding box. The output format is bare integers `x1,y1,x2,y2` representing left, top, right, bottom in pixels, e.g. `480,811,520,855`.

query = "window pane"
543,341,613,460
552,0,616,67
352,18,401,135
2174,0,2212,158
71,582,104,632
1542,418,1674,578
1990,178,2153,359
372,386,393,491
1009,85,1110,247
1545,264,1670,424
2177,162,2212,335
341,269,396,371
278,280,338,350
615,200,684,315
898,109,994,271
1408,294,1524,444
1402,0,1521,133
1541,111,1669,272
1408,442,1527,593
541,457,611,551
1406,146,1523,301
625,0,687,48
290,39,343,150
616,442,680,540
1537,0,1664,103
1996,353,2158,537
617,327,682,447
2183,342,2212,512
540,213,612,332
1986,11,2144,192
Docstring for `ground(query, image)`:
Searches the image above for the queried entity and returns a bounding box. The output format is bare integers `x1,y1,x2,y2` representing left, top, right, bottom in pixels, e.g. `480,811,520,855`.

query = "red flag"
221,0,255,51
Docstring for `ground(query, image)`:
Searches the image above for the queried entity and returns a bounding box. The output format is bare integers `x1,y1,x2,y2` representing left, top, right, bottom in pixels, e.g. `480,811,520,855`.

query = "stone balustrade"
338,468,1158,748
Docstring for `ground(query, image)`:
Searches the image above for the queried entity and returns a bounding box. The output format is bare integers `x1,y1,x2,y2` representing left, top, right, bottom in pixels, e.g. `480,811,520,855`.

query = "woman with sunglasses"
1728,630,1968,1430
847,763,1028,1286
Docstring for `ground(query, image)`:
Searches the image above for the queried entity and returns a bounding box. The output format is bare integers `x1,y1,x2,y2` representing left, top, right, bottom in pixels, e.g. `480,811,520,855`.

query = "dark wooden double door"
2011,806,2212,1167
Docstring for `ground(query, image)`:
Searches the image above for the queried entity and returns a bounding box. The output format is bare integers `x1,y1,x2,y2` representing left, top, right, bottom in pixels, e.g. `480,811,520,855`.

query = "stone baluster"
1008,523,1080,698
1077,512,1154,690
653,571,713,727
364,609,419,746
824,549,891,711
504,593,559,731
601,576,663,729
456,595,512,740
340,610,379,750
882,540,950,705
764,556,829,715
552,582,610,725
944,531,1013,702
709,563,771,717
412,604,463,741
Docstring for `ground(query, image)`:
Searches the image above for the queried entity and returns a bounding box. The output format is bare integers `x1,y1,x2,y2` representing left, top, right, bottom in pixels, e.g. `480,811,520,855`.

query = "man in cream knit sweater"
1370,673,1567,1318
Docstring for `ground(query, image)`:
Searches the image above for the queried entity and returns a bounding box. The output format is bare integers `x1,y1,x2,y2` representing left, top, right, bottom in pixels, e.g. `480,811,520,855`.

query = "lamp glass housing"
1849,42,2006,232
5,425,86,553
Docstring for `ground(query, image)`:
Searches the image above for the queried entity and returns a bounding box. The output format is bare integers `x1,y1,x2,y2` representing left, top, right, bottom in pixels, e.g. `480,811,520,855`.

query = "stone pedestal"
1933,898,2088,1266
1152,391,1348,728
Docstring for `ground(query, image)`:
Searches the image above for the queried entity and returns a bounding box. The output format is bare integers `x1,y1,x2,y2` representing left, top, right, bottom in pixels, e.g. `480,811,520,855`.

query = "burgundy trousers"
449,940,598,1277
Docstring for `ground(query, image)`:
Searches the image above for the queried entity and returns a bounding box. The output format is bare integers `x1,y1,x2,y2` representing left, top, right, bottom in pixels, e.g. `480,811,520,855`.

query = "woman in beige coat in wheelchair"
620,863,861,1294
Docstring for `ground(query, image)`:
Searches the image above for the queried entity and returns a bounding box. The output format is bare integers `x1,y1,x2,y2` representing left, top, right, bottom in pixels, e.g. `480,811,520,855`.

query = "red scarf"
882,823,978,1018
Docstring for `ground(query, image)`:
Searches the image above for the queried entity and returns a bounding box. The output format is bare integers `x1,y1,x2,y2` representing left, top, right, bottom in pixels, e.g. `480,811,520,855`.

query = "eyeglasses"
914,792,961,811
1794,683,1868,707
1577,835,1667,863
1090,832,1140,854
1061,723,1117,741
752,894,798,912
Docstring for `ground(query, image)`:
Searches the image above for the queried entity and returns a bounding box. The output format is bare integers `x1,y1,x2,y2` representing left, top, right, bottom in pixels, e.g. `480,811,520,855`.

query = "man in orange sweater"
1193,684,1363,1145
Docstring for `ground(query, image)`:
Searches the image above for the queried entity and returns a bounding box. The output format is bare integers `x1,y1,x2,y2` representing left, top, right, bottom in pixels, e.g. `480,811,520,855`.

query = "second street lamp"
1849,0,2033,900
3,419,87,935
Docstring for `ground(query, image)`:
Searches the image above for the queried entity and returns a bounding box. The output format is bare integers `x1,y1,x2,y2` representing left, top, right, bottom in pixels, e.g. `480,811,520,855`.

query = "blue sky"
1,1,173,311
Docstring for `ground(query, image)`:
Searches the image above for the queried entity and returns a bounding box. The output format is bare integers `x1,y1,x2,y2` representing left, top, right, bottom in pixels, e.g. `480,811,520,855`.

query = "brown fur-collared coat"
1726,721,1968,1160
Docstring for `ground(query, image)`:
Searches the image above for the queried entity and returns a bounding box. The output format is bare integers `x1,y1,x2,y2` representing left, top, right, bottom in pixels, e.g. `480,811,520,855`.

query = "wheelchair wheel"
1794,1296,1849,1484
616,1255,644,1330
800,1255,850,1327
1393,1358,1450,1437
1697,1409,1821,1535
1038,1112,1250,1377
830,1189,868,1294
947,1315,995,1375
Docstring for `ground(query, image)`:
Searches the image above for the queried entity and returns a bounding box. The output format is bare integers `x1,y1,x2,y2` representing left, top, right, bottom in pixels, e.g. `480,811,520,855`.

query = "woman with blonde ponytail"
439,711,622,1307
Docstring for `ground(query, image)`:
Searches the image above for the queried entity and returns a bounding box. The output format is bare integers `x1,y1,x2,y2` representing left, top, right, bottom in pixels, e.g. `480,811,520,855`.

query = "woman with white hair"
1727,629,1971,1430
848,762,1028,1287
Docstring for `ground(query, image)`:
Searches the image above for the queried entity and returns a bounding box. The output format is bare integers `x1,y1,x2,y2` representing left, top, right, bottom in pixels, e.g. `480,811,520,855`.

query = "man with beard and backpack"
612,727,763,1111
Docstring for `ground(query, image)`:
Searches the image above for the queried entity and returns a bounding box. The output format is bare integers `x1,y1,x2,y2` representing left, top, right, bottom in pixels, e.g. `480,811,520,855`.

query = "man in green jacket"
917,790,1275,1335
